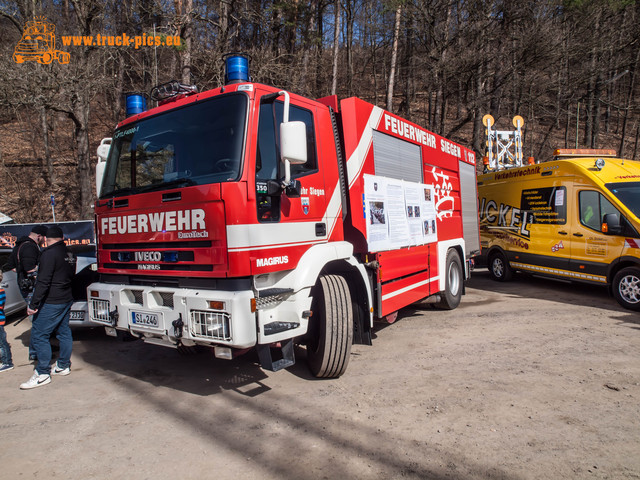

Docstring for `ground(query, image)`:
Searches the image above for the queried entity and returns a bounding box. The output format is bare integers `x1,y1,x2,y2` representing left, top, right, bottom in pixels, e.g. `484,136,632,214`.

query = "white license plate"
131,311,159,327
70,311,85,320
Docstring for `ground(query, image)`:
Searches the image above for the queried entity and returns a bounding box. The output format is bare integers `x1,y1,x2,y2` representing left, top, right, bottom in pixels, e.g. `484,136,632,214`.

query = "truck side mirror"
601,213,622,235
280,121,307,185
96,138,112,197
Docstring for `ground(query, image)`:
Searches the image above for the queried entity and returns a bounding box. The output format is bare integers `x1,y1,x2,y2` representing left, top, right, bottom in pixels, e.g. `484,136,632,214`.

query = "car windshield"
606,182,640,219
101,93,247,198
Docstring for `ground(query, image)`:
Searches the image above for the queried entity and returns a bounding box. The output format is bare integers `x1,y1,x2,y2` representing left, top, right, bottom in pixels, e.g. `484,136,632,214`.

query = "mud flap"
257,339,295,372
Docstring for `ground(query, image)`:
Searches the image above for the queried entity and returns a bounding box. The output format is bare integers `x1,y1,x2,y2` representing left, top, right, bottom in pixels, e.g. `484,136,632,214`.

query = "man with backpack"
6,225,47,361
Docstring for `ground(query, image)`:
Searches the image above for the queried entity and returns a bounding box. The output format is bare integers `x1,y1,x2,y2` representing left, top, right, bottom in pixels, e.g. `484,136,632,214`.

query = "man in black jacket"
20,226,76,390
7,224,47,300
7,224,47,361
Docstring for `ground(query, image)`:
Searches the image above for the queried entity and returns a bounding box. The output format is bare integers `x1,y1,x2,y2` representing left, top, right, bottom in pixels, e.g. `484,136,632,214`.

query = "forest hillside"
0,0,638,222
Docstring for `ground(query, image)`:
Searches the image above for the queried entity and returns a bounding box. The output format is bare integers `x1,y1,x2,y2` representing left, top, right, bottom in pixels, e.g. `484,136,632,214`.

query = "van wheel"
488,251,512,282
307,274,353,378
612,267,640,311
435,249,463,310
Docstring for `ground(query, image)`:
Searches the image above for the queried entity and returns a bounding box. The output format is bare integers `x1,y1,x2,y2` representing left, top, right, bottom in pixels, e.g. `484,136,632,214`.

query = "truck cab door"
569,189,625,282
255,96,328,243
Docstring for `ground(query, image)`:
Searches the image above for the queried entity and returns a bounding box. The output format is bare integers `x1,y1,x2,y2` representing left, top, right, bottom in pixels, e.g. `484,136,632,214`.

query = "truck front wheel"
488,251,512,282
612,267,640,311
307,274,353,378
436,249,463,310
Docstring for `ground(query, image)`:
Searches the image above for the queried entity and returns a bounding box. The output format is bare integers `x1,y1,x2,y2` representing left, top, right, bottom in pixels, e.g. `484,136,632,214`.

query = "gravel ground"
1,268,639,479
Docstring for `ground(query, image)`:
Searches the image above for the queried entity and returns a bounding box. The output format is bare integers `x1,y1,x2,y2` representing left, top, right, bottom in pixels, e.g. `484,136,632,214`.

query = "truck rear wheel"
612,267,640,311
307,274,353,378
436,249,463,310
488,251,512,282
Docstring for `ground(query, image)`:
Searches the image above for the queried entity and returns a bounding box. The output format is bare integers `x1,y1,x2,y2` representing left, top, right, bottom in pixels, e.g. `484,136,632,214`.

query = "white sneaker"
20,371,51,390
51,362,70,376
0,364,14,373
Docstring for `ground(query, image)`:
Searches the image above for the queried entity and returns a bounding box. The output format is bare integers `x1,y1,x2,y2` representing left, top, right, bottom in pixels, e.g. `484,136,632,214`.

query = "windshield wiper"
104,186,138,198
137,177,197,193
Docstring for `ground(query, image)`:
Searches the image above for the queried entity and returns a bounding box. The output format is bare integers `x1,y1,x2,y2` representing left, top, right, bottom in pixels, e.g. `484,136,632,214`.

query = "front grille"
131,290,144,305
189,310,231,341
159,291,174,308
90,298,112,325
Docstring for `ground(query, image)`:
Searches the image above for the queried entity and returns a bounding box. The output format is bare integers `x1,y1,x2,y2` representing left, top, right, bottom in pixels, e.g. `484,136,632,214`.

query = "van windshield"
101,93,247,198
606,182,640,219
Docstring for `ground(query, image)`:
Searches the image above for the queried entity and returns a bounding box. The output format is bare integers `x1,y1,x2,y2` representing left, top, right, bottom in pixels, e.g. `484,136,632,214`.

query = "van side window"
521,186,567,225
579,190,619,231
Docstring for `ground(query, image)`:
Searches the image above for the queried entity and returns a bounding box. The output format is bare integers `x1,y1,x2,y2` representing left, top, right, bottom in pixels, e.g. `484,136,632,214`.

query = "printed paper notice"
420,185,438,243
404,182,423,245
364,175,391,252
386,178,411,249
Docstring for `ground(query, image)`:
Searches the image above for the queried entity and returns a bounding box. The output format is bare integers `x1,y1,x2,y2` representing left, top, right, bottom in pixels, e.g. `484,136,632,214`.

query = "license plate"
70,311,85,320
131,311,159,327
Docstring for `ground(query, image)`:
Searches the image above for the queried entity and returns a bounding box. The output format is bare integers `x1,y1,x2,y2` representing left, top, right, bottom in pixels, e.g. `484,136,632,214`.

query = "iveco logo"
134,251,162,262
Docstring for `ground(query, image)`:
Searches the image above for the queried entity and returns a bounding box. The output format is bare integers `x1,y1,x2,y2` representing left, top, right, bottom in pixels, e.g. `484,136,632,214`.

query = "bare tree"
386,3,401,112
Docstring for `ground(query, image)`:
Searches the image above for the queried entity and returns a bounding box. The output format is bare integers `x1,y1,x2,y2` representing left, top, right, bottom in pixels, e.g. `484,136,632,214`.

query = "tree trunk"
386,5,402,112
345,0,354,97
40,105,53,188
619,47,640,156
331,0,340,96
69,100,93,219
175,0,193,84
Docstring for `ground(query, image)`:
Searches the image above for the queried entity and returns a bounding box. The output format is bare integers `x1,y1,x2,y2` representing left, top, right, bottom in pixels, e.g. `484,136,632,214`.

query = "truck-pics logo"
13,18,70,65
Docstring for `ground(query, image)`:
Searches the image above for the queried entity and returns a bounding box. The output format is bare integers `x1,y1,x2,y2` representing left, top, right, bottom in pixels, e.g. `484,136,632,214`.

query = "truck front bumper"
87,282,257,349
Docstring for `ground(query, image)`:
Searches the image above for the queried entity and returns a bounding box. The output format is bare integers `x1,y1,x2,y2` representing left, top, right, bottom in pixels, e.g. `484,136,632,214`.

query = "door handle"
573,233,583,237
558,231,568,235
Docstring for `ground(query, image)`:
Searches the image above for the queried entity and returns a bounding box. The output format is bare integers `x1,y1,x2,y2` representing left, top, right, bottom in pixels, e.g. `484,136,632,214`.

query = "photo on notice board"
370,201,386,224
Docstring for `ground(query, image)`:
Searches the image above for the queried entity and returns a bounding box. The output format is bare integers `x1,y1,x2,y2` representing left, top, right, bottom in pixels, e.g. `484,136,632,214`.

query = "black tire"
307,274,353,378
436,249,463,310
612,267,640,311
488,251,512,282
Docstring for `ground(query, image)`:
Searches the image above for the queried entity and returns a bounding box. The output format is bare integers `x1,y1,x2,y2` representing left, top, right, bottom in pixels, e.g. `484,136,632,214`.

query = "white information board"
364,174,437,252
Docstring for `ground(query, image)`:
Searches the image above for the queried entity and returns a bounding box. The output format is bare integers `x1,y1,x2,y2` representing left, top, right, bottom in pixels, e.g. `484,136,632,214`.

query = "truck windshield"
101,93,247,198
606,182,640,219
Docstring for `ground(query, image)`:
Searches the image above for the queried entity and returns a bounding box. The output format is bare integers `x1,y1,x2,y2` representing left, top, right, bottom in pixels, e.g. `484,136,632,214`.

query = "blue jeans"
31,301,73,375
0,325,12,366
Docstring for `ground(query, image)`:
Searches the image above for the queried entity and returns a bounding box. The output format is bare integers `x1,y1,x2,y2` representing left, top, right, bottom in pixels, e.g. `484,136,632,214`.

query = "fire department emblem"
302,197,310,215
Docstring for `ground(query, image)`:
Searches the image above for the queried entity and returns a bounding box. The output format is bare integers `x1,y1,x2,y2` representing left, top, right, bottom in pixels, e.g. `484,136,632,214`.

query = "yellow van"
477,149,640,311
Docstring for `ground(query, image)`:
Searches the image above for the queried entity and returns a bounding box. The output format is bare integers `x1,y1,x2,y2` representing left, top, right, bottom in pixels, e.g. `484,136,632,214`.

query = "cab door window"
579,190,619,231
255,100,317,222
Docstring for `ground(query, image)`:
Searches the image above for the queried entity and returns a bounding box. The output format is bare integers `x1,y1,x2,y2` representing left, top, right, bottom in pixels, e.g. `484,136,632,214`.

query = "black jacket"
7,236,40,273
29,240,76,309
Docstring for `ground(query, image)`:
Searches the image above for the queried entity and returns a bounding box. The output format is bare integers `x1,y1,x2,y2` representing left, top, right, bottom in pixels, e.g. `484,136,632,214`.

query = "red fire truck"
89,56,480,377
